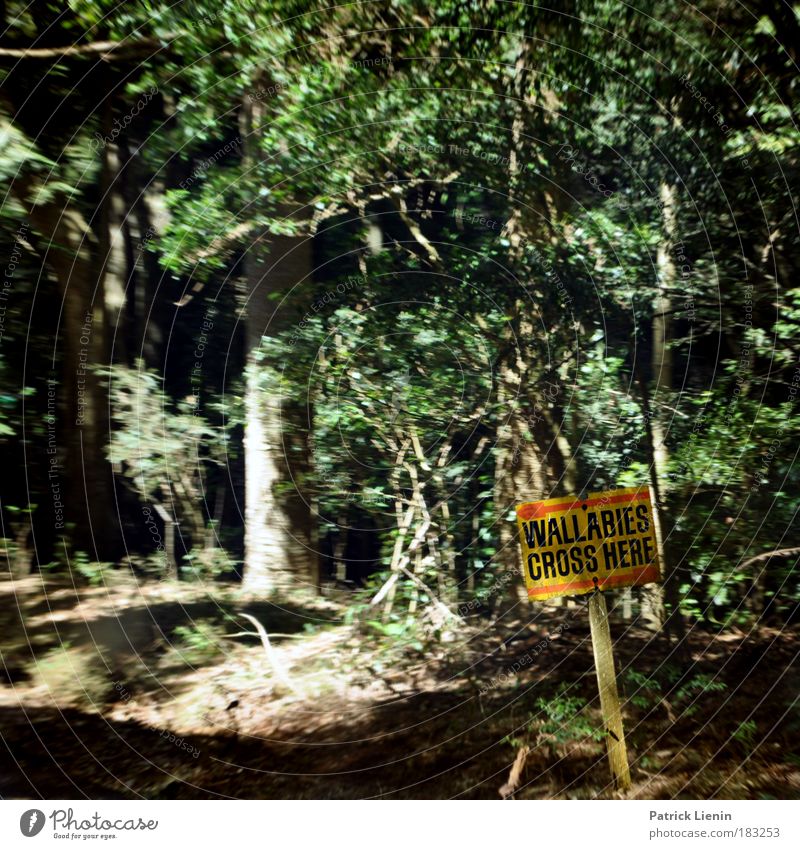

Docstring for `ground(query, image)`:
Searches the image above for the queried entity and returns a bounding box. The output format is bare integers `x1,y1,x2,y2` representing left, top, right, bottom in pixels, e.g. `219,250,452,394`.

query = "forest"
0,0,798,801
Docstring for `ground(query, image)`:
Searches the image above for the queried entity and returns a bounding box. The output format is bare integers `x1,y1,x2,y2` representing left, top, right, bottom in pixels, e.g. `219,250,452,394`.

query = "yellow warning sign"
516,486,661,601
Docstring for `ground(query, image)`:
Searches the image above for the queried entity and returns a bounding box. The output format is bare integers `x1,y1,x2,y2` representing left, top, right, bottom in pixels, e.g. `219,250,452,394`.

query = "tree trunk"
494,329,549,603
240,86,317,594
242,272,317,594
642,181,686,647
14,171,117,559
120,139,166,369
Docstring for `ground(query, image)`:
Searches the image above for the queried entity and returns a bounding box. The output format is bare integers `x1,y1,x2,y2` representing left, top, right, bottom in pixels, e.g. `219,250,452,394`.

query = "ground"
1,574,798,799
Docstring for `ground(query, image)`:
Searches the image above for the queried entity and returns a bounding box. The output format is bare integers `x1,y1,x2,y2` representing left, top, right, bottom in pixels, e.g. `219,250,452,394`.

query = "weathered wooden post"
589,588,631,790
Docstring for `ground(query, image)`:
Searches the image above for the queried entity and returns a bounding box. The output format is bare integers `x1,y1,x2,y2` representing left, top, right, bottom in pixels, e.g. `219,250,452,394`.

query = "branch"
399,565,462,625
389,192,443,269
0,36,176,60
174,220,255,307
740,547,800,570
239,613,299,695
225,631,305,640
369,571,400,607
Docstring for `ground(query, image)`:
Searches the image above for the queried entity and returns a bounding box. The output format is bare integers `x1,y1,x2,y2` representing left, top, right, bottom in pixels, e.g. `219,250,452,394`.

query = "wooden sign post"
589,589,631,791
515,486,662,793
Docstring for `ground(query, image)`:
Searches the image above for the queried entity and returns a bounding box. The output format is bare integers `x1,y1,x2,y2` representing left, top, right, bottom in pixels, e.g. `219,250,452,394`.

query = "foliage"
672,673,729,719
103,363,229,553
181,547,236,582
495,685,603,761
732,718,758,751
30,644,113,707
71,552,114,587
170,622,225,665
520,686,605,754
624,669,663,711
41,549,113,586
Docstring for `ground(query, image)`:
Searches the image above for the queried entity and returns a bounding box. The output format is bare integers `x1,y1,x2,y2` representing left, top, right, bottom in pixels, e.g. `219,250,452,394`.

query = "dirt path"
1,577,799,799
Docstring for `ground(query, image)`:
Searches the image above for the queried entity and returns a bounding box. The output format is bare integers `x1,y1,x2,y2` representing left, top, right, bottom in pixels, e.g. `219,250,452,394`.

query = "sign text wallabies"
516,486,661,601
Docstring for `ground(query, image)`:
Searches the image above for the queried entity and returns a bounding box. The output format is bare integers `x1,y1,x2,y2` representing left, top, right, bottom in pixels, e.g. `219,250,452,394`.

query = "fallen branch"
740,547,800,569
239,613,299,695
390,193,443,268
0,36,176,60
369,571,400,607
399,565,463,625
224,631,305,640
499,745,530,799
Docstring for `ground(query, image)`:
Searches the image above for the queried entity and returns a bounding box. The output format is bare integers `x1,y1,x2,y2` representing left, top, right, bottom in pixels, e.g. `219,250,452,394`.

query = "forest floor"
0,574,799,800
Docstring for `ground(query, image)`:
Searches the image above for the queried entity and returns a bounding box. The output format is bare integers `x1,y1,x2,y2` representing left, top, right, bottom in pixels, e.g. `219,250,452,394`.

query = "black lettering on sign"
569,514,586,542
524,519,547,548
547,517,563,545
527,552,541,581
518,494,658,591
602,540,618,570
586,511,602,541
622,506,634,535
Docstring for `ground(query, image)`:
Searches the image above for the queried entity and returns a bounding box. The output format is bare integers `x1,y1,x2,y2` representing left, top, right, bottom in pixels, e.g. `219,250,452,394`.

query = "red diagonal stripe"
517,490,650,520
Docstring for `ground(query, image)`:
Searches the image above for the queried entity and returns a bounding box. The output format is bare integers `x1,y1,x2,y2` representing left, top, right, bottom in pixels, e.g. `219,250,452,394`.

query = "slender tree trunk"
121,140,166,368
642,181,687,648
652,182,676,503
240,87,317,594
